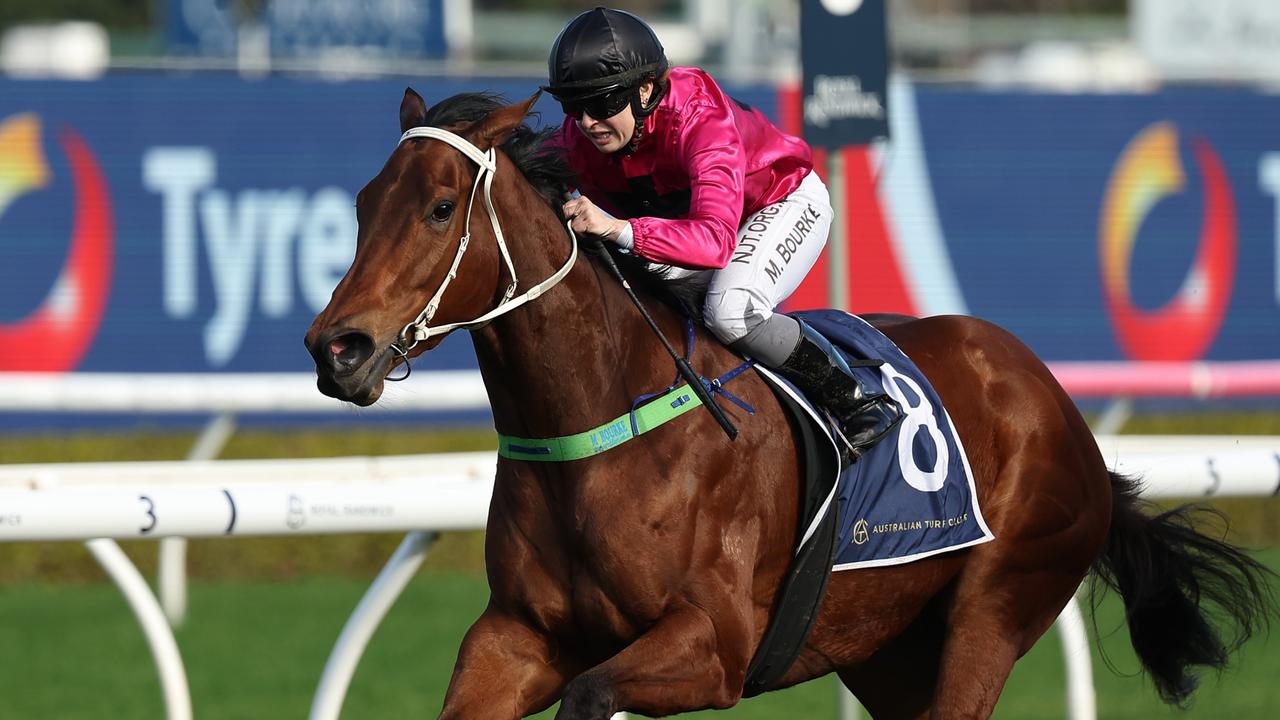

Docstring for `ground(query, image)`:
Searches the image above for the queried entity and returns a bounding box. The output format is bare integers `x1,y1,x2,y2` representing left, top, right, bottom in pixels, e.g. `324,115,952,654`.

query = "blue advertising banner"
800,0,890,146
2,74,1279,381
165,0,446,59
267,0,446,59
909,88,1280,362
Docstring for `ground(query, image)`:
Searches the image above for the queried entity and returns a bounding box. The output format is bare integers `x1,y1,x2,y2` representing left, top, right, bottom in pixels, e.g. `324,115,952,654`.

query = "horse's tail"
1091,470,1276,705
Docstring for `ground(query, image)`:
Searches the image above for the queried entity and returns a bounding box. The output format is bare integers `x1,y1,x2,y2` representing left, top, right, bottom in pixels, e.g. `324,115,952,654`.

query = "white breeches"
671,170,833,344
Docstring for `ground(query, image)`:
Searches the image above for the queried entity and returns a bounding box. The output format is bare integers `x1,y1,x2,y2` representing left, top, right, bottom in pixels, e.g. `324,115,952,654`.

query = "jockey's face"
575,81,653,154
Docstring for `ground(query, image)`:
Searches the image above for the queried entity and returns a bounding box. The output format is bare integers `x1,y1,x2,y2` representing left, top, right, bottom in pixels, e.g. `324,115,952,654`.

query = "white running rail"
0,370,490,627
2,438,1277,719
0,451,496,720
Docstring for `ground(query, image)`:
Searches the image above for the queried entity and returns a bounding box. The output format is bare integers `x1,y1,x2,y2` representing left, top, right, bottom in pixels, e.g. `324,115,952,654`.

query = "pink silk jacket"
557,67,813,269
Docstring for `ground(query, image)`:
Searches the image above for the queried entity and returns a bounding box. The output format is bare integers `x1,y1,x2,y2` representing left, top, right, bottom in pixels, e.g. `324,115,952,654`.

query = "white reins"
393,126,578,351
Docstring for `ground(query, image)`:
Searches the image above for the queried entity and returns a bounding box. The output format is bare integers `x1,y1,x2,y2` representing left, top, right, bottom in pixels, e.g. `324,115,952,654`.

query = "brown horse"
305,90,1273,719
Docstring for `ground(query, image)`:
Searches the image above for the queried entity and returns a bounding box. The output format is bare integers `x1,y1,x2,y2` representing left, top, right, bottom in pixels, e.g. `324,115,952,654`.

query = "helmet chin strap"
387,126,578,379
636,77,665,117
618,81,661,154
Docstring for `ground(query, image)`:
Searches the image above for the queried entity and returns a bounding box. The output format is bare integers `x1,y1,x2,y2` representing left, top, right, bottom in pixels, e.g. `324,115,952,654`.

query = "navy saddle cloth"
766,310,994,570
742,310,993,695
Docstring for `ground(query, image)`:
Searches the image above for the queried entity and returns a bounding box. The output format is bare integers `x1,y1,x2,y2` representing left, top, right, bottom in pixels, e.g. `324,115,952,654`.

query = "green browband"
498,383,704,462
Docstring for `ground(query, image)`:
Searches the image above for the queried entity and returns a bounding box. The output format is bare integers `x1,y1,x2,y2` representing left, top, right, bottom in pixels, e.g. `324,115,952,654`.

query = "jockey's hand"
563,195,629,243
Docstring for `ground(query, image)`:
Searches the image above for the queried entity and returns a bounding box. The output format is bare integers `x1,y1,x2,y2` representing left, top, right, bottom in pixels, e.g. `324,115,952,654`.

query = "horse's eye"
430,201,455,223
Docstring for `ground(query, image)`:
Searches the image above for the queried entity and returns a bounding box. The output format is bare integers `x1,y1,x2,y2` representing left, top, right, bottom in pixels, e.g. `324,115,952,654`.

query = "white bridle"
392,126,578,351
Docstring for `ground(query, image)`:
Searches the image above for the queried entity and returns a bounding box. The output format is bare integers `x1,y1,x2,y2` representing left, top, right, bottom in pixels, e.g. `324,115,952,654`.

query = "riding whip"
586,235,738,441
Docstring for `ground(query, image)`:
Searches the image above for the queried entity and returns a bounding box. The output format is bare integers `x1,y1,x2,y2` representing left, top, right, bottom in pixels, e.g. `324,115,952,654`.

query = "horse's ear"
400,87,428,133
469,91,542,151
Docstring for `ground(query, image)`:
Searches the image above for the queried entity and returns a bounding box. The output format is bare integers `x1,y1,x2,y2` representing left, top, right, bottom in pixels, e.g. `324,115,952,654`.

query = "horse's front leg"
555,599,753,720
439,605,571,720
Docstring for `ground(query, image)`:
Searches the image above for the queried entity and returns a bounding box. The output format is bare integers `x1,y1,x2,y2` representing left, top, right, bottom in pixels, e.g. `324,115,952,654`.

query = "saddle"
742,310,994,694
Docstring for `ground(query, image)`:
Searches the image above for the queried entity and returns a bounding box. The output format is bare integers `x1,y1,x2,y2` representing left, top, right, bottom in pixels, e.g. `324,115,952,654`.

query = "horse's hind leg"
837,554,1087,720
927,544,1091,719
838,602,947,720
928,591,1023,718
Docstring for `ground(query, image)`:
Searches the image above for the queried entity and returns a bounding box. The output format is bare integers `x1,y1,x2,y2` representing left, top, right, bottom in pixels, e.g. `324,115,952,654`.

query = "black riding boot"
775,321,903,462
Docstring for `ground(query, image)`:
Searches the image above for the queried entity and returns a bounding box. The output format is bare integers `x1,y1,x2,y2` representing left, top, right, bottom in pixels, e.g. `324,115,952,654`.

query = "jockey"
545,7,901,457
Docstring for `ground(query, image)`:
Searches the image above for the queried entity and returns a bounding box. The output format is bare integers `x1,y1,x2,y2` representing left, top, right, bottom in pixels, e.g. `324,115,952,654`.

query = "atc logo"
1099,122,1236,361
0,114,113,371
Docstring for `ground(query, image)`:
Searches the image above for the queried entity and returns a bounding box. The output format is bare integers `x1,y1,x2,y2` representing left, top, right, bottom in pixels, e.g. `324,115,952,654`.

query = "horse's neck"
469,184,681,440
475,258,685,440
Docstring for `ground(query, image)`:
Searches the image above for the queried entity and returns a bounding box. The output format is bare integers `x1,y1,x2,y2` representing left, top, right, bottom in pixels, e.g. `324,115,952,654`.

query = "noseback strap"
393,126,578,347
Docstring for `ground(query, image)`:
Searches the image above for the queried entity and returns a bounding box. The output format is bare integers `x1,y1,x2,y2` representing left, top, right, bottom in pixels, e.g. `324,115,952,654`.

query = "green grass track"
1,552,1276,719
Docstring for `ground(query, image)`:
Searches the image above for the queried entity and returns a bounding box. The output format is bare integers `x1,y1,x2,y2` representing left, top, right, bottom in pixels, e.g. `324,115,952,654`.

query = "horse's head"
305,88,547,406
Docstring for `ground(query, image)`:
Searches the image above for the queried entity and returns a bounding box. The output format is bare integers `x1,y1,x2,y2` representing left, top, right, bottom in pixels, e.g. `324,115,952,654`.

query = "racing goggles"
557,86,637,120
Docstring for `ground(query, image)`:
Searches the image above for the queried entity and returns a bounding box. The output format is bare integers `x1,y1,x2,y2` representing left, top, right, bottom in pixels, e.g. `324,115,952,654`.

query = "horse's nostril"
322,331,375,375
334,337,366,366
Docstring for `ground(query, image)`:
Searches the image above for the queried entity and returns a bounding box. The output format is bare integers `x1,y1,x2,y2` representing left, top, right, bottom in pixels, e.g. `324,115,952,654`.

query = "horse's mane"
421,91,708,323
420,92,572,211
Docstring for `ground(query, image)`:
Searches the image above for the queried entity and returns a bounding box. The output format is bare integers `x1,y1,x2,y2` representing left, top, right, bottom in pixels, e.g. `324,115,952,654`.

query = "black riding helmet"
543,7,668,121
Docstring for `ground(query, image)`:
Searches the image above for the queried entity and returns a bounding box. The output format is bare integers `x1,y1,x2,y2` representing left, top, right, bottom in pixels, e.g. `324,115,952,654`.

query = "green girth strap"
498,383,704,462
